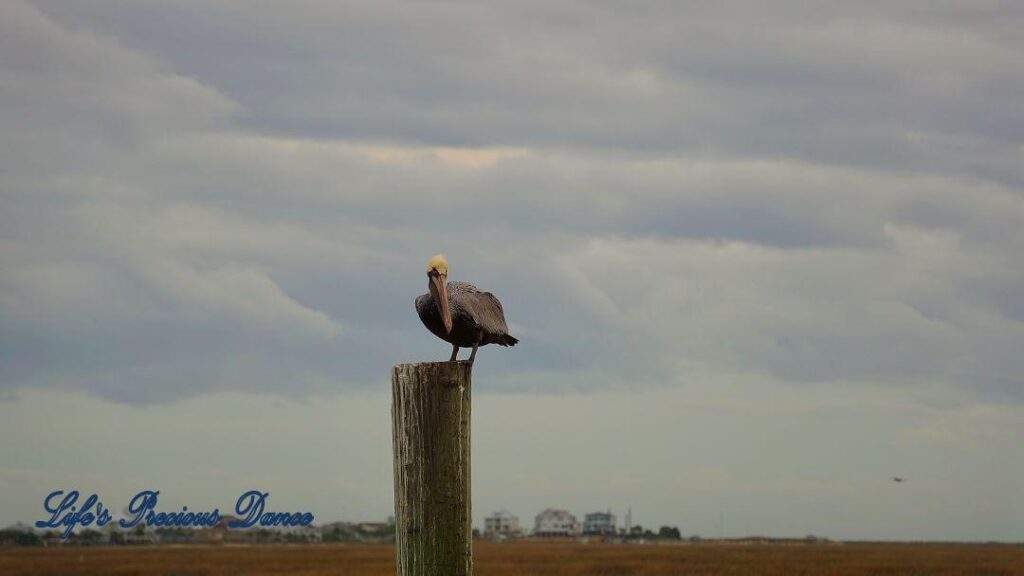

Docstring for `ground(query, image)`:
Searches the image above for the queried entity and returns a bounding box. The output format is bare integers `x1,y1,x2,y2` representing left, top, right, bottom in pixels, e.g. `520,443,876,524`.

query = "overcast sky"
2,0,1022,540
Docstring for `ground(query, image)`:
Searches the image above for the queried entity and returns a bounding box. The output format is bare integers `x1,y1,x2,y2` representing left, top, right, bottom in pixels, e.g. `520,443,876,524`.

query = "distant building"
484,510,519,538
320,521,356,542
320,520,394,543
582,510,616,535
282,525,322,542
534,509,578,537
120,523,160,545
153,526,201,544
204,516,252,543
356,522,391,537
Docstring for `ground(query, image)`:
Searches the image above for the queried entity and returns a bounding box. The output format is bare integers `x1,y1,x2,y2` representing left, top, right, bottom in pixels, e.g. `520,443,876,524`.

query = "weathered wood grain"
391,361,472,576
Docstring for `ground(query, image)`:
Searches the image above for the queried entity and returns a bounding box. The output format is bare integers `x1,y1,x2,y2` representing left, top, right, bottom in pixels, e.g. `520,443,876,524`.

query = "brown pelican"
415,254,518,363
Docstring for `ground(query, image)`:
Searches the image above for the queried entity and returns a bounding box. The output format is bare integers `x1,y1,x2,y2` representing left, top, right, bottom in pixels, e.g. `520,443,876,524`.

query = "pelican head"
426,254,452,334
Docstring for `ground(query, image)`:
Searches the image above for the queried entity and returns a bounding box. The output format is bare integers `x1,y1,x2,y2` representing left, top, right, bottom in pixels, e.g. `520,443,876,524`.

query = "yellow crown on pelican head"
427,254,448,275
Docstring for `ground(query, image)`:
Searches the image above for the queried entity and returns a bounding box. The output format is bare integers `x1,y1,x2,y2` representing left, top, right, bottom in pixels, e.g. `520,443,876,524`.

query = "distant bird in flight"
892,477,904,483
416,254,518,364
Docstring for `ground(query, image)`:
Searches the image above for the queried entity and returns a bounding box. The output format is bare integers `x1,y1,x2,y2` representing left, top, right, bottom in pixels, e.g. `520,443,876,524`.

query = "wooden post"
391,361,472,576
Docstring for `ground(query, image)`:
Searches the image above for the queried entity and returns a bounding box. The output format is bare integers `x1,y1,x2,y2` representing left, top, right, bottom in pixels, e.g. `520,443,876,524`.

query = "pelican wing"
449,282,510,336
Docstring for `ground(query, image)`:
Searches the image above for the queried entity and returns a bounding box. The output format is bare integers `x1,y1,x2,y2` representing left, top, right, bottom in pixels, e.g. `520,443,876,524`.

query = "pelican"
415,254,518,363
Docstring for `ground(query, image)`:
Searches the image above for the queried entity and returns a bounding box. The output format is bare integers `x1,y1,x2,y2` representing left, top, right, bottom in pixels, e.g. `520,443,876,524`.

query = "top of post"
394,360,473,370
392,361,473,386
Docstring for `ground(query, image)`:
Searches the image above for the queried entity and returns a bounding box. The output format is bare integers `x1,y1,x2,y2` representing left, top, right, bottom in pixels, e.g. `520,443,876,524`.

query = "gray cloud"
2,0,1023,541
3,0,1024,406
29,1,1024,184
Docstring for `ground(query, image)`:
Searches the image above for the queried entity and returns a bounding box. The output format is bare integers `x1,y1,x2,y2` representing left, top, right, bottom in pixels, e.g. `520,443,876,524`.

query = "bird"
892,477,904,483
415,254,518,364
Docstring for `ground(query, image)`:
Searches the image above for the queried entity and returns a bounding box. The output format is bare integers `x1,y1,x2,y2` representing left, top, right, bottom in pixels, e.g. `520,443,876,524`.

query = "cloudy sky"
2,1,1022,540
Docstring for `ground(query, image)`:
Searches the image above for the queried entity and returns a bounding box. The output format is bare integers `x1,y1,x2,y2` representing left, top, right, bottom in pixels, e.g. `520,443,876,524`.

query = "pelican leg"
467,331,483,365
449,344,460,362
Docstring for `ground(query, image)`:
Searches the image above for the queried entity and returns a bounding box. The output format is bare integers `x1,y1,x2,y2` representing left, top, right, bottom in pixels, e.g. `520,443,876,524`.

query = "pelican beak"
431,272,452,334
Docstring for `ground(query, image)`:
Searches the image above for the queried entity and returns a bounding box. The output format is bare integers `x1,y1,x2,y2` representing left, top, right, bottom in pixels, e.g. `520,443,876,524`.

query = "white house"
484,510,520,538
534,508,578,537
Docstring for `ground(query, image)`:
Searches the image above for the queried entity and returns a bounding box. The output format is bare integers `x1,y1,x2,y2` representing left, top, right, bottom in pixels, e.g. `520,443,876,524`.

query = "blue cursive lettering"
35,490,111,540
39,489,305,539
229,490,314,528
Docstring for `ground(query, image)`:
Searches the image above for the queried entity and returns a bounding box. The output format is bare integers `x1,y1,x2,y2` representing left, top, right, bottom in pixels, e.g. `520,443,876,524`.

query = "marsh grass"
1,541,1021,576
